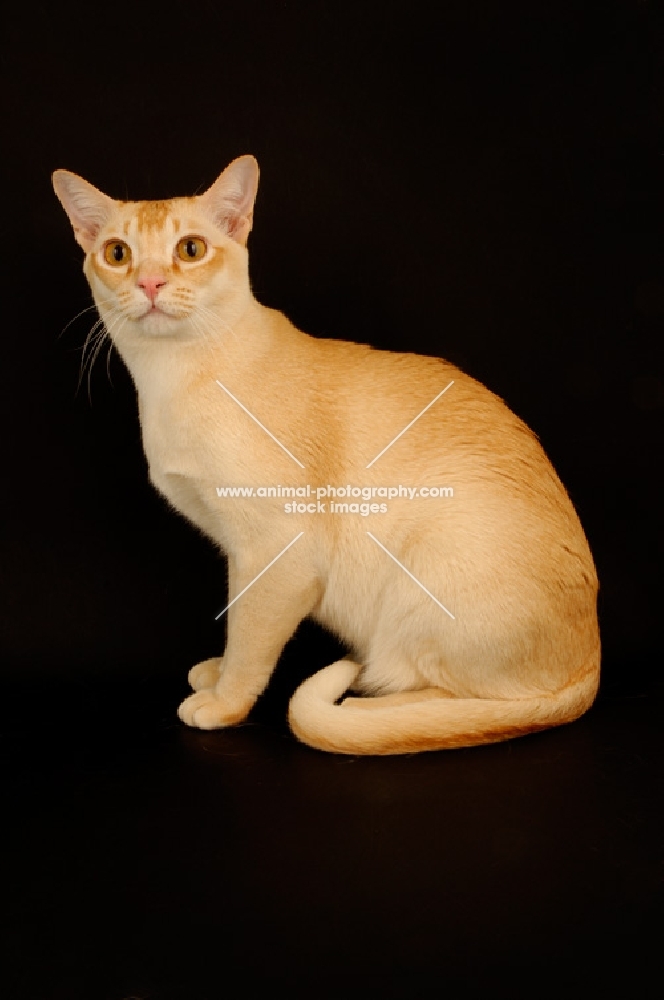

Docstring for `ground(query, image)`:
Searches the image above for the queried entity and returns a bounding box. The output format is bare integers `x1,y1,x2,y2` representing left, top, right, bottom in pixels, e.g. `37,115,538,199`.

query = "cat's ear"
52,170,116,253
199,156,259,246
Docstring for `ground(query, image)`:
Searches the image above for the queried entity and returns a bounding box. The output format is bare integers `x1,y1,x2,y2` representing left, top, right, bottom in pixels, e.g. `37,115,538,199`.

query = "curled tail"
287,652,600,755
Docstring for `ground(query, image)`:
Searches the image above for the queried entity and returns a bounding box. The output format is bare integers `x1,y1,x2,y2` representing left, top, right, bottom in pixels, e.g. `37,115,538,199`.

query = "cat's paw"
188,657,222,691
177,690,247,730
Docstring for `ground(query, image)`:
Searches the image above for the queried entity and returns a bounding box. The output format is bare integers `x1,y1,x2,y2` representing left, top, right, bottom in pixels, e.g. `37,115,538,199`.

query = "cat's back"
301,332,541,473
293,330,593,566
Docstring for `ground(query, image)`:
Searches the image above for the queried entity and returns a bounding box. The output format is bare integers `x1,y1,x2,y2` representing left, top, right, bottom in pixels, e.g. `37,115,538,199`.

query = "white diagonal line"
365,380,454,468
216,379,305,468
366,531,455,619
214,531,304,620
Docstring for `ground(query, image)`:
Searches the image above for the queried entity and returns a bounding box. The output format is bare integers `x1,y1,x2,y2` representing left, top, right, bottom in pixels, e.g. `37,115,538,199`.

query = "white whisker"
196,303,240,348
78,307,124,402
105,342,115,386
77,319,105,395
59,297,116,341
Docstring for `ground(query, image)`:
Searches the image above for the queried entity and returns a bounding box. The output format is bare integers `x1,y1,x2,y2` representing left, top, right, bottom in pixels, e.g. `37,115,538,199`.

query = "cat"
52,155,600,754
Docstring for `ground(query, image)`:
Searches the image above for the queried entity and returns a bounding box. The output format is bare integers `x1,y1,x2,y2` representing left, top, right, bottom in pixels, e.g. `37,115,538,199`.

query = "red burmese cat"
53,156,600,754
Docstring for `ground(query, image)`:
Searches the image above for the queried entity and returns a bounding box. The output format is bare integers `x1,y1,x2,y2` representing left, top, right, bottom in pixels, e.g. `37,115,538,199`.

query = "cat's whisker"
187,305,215,345
82,327,108,401
77,319,106,394
85,313,126,402
103,318,125,388
80,309,113,363
59,304,100,341
196,304,240,348
80,308,124,401
59,297,116,342
188,314,213,353
105,342,115,386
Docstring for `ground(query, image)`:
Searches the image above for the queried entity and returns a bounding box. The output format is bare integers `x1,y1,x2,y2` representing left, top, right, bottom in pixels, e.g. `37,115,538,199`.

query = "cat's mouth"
138,303,178,321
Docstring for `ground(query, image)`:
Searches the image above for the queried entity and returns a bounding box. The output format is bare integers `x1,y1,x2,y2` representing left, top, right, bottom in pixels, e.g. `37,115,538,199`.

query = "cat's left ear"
52,170,116,253
199,155,259,246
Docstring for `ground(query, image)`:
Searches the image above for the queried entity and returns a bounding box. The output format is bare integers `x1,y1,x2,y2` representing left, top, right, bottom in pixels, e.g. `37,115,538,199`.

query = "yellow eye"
176,236,207,262
103,240,132,266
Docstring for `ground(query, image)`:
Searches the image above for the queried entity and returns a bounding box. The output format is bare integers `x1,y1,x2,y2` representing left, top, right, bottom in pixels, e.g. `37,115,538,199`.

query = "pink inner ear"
71,221,102,254
223,212,252,247
77,222,99,242
226,212,246,237
200,156,258,245
53,170,115,252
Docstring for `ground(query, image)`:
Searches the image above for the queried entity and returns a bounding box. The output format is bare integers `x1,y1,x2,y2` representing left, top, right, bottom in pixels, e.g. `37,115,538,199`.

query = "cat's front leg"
178,553,320,730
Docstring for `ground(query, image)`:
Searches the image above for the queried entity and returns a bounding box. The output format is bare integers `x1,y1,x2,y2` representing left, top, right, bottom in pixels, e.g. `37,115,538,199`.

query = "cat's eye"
103,240,132,267
176,236,207,262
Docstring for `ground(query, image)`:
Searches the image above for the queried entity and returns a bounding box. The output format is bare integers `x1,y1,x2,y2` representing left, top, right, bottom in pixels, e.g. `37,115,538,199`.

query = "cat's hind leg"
350,630,434,697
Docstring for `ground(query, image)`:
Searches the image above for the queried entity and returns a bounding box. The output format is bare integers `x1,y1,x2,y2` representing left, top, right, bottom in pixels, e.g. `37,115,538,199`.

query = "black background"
1,2,662,998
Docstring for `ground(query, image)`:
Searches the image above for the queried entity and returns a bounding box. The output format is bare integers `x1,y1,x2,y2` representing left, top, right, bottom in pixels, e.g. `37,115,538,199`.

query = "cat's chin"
134,309,187,338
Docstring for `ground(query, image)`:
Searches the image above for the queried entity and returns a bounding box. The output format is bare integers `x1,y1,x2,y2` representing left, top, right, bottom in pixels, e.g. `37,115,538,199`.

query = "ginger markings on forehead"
135,200,172,232
117,201,198,241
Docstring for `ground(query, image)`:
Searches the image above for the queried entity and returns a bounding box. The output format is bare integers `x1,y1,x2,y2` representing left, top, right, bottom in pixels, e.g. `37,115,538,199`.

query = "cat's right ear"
52,171,116,253
199,156,259,246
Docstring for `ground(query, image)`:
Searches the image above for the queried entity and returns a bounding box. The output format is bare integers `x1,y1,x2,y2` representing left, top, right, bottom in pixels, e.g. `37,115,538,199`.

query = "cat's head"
52,156,259,339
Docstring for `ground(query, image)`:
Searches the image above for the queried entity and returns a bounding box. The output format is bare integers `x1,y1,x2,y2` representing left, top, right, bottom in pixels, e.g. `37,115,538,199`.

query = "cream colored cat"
53,155,600,754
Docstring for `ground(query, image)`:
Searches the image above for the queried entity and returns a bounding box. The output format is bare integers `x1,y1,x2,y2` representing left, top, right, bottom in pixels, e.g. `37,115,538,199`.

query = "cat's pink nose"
138,275,167,303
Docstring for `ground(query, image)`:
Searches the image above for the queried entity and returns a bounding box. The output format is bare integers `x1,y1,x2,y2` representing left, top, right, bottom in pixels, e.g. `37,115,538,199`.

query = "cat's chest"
138,391,203,481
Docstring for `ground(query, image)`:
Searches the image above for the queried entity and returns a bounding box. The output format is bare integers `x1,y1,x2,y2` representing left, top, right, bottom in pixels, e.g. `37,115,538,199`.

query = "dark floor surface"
3,669,662,1000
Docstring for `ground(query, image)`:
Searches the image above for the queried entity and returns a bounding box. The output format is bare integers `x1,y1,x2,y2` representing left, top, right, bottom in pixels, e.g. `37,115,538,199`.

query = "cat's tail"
287,653,600,755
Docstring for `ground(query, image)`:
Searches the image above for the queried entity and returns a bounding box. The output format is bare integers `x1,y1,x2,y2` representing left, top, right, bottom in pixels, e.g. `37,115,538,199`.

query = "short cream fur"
53,156,600,754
